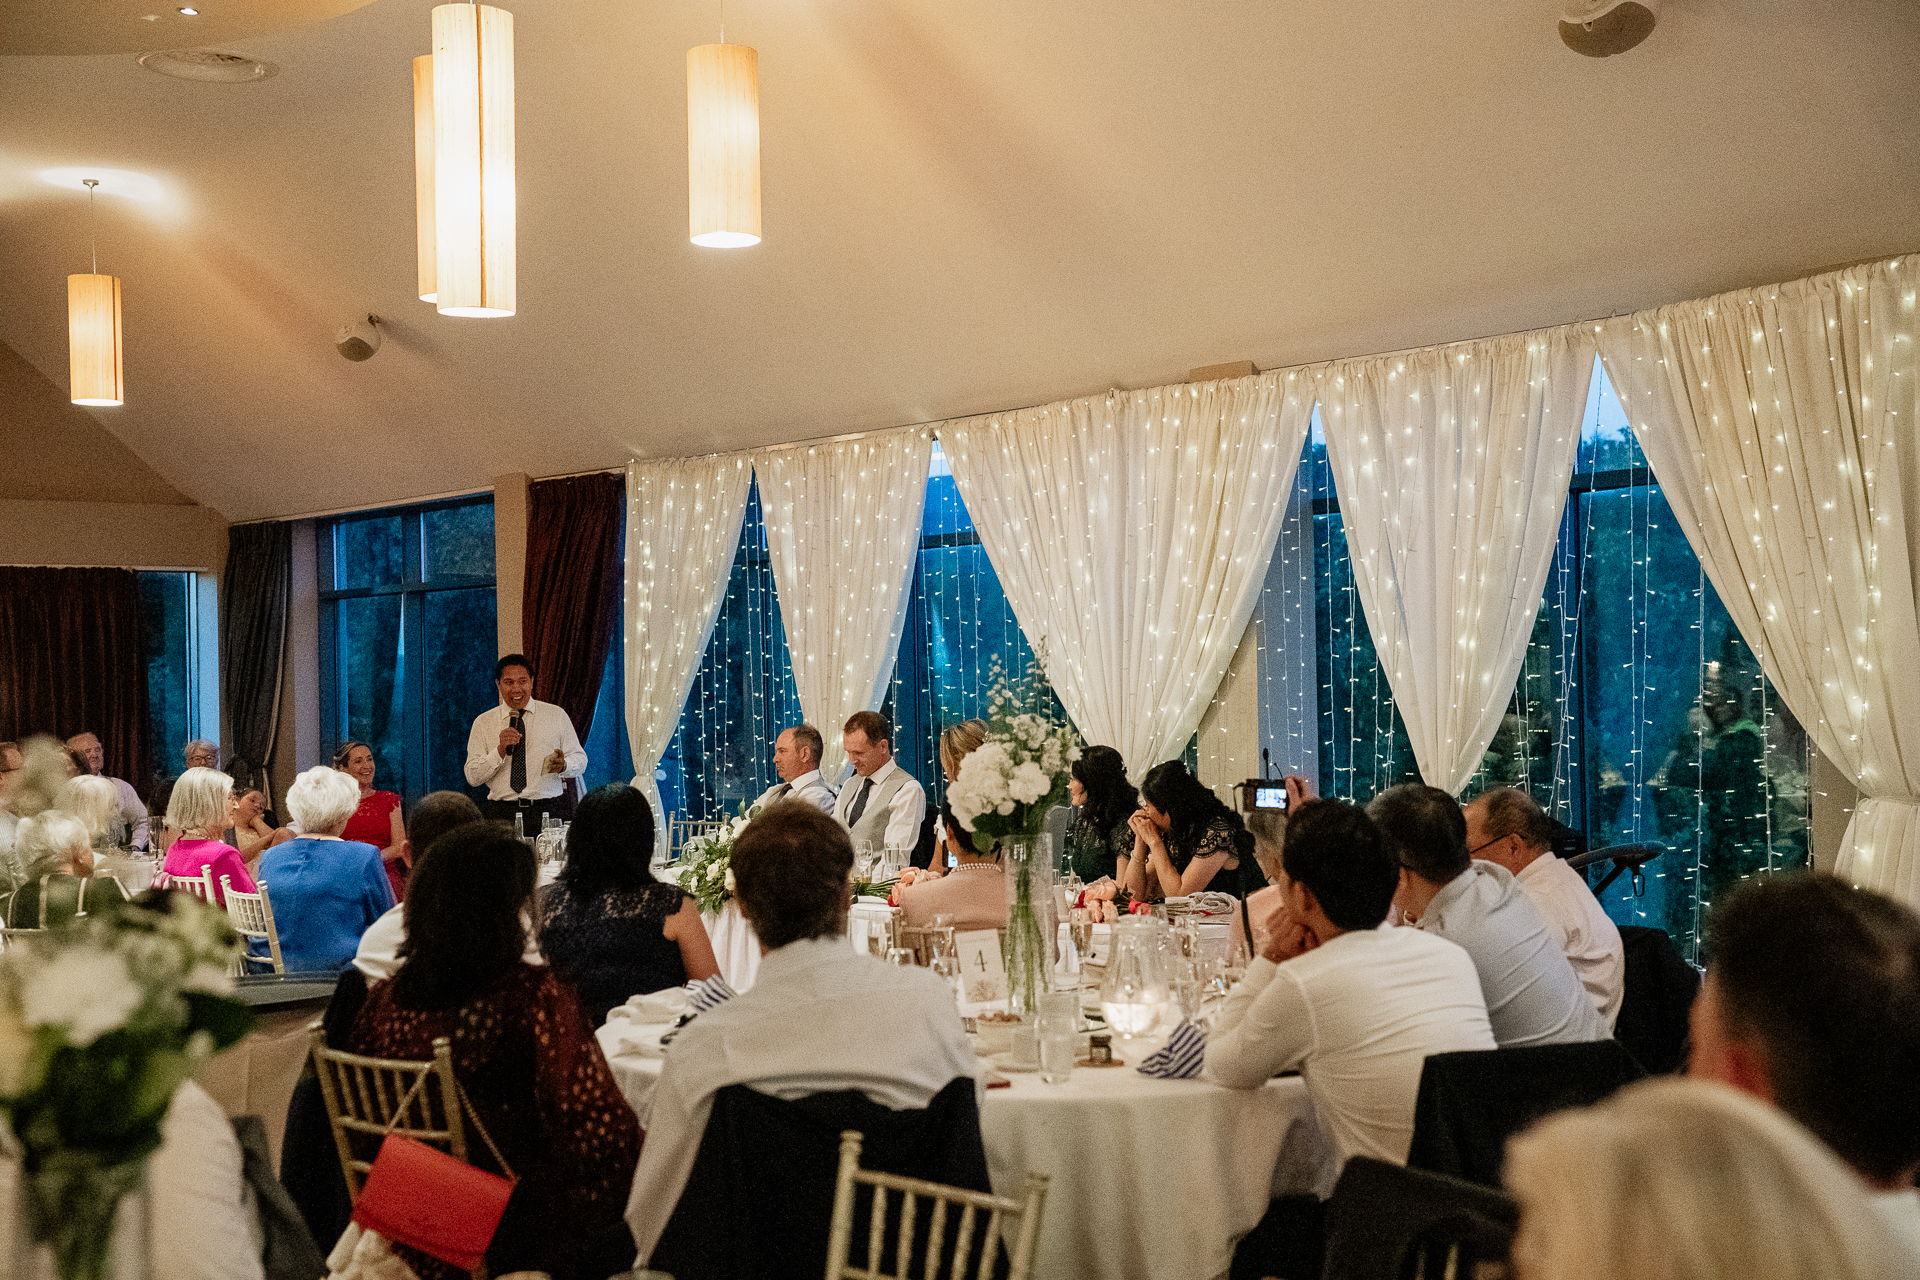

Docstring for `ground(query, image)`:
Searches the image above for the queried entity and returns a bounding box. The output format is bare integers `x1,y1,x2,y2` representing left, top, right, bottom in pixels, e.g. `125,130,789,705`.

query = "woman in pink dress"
157,767,255,906
334,742,408,901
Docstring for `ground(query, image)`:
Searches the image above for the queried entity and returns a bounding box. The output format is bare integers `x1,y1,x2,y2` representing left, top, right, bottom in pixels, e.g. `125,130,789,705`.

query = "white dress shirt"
1873,1187,1920,1263
463,698,587,801
354,903,544,979
833,758,926,852
1415,860,1608,1048
1515,853,1625,1030
149,1079,265,1280
1205,925,1496,1168
752,768,837,815
106,775,149,850
625,935,978,1263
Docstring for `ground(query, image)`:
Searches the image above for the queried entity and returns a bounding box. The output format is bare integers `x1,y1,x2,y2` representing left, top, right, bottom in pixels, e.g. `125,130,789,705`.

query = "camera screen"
1253,787,1288,811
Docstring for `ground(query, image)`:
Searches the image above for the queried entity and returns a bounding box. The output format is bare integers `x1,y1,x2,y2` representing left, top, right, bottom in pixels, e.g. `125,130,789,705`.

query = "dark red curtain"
0,567,151,796
523,472,625,803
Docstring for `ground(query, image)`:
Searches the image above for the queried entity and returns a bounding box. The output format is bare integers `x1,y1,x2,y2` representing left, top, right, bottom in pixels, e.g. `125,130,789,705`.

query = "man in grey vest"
833,711,925,854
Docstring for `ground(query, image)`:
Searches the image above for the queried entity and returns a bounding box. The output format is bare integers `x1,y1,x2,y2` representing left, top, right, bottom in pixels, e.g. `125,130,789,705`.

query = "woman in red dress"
334,741,408,900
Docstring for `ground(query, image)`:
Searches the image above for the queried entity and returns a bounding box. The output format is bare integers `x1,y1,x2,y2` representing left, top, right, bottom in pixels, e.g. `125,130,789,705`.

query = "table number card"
955,928,1008,1013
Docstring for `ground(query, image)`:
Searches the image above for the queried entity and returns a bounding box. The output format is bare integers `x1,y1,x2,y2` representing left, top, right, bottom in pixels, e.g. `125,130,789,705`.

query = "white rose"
18,949,143,1047
723,866,736,893
1008,760,1050,805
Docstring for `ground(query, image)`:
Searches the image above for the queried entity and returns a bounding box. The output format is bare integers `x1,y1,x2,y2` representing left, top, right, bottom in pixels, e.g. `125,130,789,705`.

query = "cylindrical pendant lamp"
69,274,124,407
432,2,514,317
414,53,436,304
687,43,761,248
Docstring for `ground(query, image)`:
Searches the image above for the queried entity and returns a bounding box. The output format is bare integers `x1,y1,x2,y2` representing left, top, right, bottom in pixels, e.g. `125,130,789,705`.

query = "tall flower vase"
13,1160,150,1280
1001,839,1056,1019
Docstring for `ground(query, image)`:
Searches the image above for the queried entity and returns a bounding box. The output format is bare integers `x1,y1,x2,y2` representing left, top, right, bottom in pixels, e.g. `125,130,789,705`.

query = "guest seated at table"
1370,784,1605,1048
1506,1077,1906,1280
335,741,408,901
156,767,255,907
350,822,641,1280
895,835,1005,931
1065,744,1135,884
1121,760,1264,901
255,766,395,972
751,722,837,814
58,773,125,851
4,810,131,927
539,782,719,1027
224,778,290,868
625,800,978,1267
352,790,500,980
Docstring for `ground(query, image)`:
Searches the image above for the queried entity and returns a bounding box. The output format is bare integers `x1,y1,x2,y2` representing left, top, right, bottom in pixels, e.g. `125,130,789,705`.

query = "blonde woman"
157,767,255,907
895,719,989,894
1505,1077,1907,1280
57,773,124,850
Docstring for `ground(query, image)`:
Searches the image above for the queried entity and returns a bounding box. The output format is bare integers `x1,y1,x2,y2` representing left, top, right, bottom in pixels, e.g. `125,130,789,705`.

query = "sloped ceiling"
1,0,1916,522
0,338,192,504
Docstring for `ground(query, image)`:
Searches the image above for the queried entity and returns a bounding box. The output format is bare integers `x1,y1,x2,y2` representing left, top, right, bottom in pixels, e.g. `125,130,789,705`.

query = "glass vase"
1001,839,1056,1019
25,1160,146,1280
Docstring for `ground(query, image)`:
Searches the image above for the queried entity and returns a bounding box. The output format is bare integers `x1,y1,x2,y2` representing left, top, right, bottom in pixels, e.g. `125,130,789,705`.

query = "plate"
987,1053,1041,1073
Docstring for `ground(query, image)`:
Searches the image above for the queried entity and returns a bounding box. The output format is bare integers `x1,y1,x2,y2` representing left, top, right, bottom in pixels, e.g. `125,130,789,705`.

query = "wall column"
493,472,528,658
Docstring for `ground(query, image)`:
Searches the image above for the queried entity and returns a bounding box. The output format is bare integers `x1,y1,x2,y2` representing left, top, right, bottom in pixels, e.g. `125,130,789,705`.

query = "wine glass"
1173,957,1205,1024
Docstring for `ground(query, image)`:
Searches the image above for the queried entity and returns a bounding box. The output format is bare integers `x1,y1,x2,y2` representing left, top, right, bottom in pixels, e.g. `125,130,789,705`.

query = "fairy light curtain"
754,429,933,781
938,373,1313,775
623,453,754,845
1315,328,1593,796
1597,256,1920,904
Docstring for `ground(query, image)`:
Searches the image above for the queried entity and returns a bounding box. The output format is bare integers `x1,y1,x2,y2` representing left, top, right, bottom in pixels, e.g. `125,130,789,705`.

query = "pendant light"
69,178,124,407
414,53,436,304
431,1,514,317
687,8,760,249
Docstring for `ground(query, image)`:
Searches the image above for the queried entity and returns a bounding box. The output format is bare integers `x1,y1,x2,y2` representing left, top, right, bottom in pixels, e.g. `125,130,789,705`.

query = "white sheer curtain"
754,429,932,780
623,453,754,844
1597,257,1920,904
1316,329,1593,795
939,373,1314,774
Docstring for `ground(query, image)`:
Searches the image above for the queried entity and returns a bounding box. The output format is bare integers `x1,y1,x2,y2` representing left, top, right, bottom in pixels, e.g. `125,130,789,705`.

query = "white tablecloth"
598,1030,1330,1280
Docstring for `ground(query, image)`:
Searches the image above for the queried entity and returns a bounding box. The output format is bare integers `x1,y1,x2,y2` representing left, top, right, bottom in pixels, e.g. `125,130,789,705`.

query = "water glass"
884,946,916,966
1173,958,1205,1024
1037,991,1078,1083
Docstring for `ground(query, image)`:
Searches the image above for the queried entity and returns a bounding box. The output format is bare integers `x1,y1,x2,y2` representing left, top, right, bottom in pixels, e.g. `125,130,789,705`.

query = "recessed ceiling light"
136,48,275,82
178,7,199,14
39,168,166,203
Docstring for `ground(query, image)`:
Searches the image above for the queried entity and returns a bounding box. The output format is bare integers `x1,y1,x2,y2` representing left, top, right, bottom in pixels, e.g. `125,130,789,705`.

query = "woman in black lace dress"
1120,760,1264,900
539,783,719,1026
1065,745,1137,884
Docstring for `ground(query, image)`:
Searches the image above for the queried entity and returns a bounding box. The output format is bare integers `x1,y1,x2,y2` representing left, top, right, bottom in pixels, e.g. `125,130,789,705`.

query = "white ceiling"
2,0,1916,523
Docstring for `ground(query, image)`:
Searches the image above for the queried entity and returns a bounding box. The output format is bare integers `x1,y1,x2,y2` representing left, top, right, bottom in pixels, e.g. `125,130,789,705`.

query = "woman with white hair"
255,765,394,972
157,767,255,907
58,773,124,850
1505,1076,1907,1280
4,810,130,927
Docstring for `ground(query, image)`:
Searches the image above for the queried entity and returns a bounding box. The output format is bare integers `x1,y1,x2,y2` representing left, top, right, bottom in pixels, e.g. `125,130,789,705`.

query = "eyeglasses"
1467,836,1509,858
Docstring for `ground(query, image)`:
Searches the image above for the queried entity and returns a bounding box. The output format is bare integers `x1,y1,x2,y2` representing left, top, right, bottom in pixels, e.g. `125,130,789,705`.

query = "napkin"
1189,891,1240,918
686,973,738,1014
613,988,691,1024
1135,1020,1207,1080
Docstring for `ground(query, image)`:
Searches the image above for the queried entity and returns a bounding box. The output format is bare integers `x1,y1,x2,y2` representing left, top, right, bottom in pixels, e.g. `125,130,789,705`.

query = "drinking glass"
1173,958,1205,1024
885,946,916,966
1037,991,1078,1084
855,840,875,882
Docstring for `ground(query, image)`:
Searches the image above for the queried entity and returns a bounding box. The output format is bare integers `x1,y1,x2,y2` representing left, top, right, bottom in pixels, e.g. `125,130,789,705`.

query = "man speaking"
464,653,587,826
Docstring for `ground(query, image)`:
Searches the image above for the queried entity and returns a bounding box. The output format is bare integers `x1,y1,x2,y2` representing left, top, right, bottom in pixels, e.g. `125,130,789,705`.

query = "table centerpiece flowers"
676,805,760,916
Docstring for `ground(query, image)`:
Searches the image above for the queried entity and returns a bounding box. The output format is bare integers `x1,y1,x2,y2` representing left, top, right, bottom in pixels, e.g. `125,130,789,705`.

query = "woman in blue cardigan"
255,765,394,972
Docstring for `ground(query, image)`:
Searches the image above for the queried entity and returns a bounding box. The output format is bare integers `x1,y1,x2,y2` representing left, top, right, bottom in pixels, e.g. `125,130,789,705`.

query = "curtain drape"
526,471,627,800
754,430,933,780
0,567,151,795
624,455,754,844
1596,256,1920,904
1316,328,1593,795
220,522,290,780
939,374,1313,774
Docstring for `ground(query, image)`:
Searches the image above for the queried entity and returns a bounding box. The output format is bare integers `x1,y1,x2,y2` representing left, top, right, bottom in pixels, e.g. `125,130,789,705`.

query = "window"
318,496,497,806
136,570,202,784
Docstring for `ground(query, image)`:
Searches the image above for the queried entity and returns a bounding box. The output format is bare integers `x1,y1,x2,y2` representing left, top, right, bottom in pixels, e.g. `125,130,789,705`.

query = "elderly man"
1370,784,1604,1048
751,723,837,814
625,801,976,1266
1690,874,1920,1257
64,730,148,850
1464,788,1623,1029
183,739,219,771
463,653,587,827
833,710,925,854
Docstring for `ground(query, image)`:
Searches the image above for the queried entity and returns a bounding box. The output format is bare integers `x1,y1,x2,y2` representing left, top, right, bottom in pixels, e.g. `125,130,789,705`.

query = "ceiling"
2,0,1917,523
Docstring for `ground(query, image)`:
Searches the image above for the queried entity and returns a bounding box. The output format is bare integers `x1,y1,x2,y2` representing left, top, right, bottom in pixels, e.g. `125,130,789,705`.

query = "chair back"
306,1024,468,1202
669,813,727,858
1041,803,1075,875
1614,924,1701,1074
1407,1040,1647,1187
1321,1155,1518,1280
158,864,217,903
825,1127,1048,1280
223,876,285,974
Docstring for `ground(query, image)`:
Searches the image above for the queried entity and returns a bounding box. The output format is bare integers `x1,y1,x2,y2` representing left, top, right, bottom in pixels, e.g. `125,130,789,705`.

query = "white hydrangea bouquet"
676,803,759,916
0,891,253,1280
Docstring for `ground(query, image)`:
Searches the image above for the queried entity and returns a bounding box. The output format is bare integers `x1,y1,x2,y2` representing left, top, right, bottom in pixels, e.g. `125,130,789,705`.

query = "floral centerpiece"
0,891,253,1280
947,652,1081,1016
676,804,759,916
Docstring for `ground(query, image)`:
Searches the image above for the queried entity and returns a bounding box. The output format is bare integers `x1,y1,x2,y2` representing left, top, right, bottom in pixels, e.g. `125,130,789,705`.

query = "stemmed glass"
1068,907,1094,1010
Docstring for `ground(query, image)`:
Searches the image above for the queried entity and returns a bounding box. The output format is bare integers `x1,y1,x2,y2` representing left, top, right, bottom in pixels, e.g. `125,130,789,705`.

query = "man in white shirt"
1688,874,1920,1262
1464,787,1624,1029
462,653,587,828
626,801,976,1265
833,710,925,853
1371,784,1605,1048
65,730,148,849
1206,797,1495,1169
750,723,837,814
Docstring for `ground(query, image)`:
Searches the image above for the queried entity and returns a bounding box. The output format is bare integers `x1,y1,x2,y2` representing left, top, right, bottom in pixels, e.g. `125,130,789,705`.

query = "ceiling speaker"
1560,0,1659,57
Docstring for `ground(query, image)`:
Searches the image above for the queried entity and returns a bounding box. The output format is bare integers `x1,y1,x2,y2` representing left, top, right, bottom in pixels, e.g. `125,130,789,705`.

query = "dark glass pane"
1576,353,1647,473
922,445,974,538
582,619,633,792
423,587,500,798
333,514,404,590
336,594,406,797
137,571,192,789
422,501,496,581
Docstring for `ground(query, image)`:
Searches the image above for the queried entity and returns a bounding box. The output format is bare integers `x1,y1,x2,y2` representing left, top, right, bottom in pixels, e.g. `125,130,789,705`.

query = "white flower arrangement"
947,652,1082,849
676,804,759,915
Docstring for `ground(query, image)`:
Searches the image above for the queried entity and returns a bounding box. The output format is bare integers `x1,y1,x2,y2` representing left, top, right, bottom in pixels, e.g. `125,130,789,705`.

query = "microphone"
1261,747,1272,780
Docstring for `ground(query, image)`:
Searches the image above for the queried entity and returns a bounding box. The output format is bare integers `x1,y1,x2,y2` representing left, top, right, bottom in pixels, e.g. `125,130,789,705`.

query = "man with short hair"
833,710,925,853
751,723,836,814
463,653,587,827
64,730,148,850
625,801,976,1264
1370,783,1604,1048
183,739,219,771
1689,874,1920,1256
1464,787,1623,1029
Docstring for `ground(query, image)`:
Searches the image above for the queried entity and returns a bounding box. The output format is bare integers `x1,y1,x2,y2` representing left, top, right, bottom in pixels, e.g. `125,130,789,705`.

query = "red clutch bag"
350,1069,517,1272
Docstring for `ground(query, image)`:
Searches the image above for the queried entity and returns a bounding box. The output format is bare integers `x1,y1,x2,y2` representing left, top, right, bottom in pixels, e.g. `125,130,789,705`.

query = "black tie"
846,777,874,826
773,782,792,800
509,711,527,794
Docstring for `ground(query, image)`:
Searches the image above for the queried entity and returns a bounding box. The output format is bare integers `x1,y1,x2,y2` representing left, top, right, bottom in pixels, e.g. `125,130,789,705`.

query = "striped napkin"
1135,1020,1207,1079
685,974,738,1014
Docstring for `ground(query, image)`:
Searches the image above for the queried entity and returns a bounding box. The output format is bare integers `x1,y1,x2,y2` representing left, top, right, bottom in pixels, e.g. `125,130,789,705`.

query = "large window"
136,570,202,789
318,496,498,806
